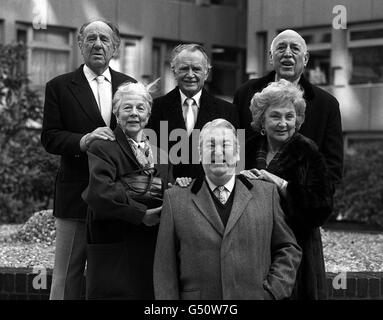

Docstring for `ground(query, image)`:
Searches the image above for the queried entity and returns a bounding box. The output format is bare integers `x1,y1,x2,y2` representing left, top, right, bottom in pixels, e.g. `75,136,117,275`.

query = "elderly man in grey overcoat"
153,119,302,300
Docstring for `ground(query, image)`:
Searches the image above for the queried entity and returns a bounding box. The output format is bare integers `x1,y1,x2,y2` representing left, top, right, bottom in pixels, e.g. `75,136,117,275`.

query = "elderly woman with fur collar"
243,79,334,300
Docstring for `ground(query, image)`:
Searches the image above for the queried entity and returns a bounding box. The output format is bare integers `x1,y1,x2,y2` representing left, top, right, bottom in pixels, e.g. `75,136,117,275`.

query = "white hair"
112,78,160,116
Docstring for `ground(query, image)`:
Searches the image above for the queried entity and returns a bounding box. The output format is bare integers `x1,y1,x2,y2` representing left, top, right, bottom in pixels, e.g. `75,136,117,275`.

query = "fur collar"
246,132,319,171
252,71,315,101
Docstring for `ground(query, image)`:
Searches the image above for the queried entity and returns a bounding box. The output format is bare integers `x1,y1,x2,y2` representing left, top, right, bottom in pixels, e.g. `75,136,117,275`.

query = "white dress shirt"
205,174,236,201
179,90,202,133
83,64,113,114
79,65,113,151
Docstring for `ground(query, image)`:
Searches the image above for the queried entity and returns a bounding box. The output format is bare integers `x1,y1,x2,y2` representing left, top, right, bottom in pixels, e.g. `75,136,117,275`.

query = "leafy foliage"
0,43,59,223
334,141,383,227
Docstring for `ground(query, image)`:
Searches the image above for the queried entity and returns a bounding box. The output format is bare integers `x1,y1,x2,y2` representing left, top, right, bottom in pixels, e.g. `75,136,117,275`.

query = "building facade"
246,0,383,145
0,0,247,99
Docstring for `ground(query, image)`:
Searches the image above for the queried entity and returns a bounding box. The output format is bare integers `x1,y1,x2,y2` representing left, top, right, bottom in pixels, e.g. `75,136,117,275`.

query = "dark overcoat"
234,71,343,187
41,65,135,219
147,87,239,179
154,175,302,300
82,126,171,299
245,133,334,300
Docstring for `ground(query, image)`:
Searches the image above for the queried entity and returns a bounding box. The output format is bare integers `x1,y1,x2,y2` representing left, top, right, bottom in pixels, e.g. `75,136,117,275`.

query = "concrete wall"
0,0,247,68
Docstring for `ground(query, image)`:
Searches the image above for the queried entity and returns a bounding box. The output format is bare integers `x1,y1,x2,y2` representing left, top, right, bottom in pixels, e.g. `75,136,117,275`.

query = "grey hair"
170,43,212,70
250,79,306,132
112,78,160,117
77,18,121,49
199,118,239,154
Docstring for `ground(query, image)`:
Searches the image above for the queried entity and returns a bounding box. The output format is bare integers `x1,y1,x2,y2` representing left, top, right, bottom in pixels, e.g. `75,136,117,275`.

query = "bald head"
270,29,307,52
269,29,309,82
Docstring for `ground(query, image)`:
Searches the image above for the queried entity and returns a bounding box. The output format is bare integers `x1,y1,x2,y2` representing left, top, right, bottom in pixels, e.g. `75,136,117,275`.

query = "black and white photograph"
0,0,382,308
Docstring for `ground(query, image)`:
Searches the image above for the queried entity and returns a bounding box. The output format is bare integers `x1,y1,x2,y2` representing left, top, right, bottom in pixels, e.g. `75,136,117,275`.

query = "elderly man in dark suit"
154,119,301,300
233,29,343,188
41,19,135,299
147,44,239,180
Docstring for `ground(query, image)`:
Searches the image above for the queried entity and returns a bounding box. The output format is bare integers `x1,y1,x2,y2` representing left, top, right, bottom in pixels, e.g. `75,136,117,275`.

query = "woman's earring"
260,128,266,136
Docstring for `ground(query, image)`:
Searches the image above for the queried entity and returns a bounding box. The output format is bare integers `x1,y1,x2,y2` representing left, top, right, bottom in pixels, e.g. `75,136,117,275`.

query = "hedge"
333,140,383,227
0,43,59,223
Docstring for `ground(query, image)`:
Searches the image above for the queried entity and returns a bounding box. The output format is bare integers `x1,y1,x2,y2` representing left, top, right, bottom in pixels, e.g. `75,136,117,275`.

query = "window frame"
348,22,383,85
15,22,75,89
0,20,4,44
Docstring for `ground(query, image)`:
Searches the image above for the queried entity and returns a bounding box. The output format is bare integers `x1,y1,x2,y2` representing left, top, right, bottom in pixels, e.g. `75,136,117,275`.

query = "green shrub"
0,43,59,223
334,141,383,227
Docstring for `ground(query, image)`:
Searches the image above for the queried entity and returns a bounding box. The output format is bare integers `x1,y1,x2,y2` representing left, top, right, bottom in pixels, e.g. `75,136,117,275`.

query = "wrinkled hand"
142,206,162,226
175,177,192,188
86,127,115,146
241,169,285,189
240,169,259,180
257,169,284,187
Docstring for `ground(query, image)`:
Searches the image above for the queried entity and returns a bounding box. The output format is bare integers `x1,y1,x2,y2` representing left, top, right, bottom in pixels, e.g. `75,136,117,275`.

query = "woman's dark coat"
82,126,171,300
245,133,334,300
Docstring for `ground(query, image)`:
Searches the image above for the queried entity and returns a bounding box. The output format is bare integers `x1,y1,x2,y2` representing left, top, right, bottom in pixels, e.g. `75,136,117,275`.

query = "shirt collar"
179,89,202,108
205,174,236,193
83,64,112,83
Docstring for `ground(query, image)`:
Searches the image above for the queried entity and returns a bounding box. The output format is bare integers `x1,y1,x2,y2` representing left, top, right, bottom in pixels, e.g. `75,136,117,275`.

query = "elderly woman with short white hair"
243,79,334,300
82,80,170,300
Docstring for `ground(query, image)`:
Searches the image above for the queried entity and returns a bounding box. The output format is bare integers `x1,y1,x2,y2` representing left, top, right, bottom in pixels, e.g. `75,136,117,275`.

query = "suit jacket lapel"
223,178,253,238
194,88,214,130
68,65,105,127
166,88,187,131
192,180,225,236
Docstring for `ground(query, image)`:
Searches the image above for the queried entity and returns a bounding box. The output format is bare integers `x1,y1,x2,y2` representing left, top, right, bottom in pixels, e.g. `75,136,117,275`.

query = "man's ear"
304,51,310,67
171,66,176,77
268,50,274,66
112,45,118,58
204,66,211,81
236,148,240,162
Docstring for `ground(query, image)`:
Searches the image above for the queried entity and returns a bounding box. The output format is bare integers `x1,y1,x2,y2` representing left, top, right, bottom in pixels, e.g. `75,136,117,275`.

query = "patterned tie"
214,185,227,204
184,98,196,136
96,75,111,127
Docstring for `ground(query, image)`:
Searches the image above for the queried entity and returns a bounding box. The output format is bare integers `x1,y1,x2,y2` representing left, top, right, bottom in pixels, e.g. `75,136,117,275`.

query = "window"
0,20,4,44
349,46,383,84
210,0,238,6
304,50,330,85
17,24,74,90
297,27,332,86
152,40,179,95
176,0,240,7
210,46,246,98
255,31,268,77
349,26,383,84
110,36,142,81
